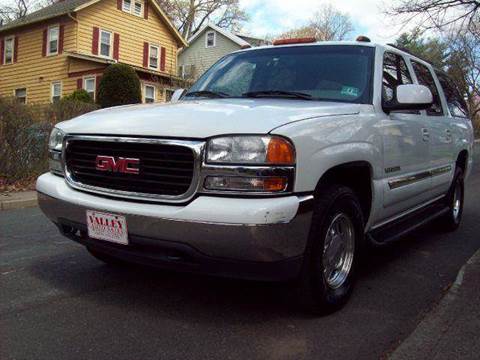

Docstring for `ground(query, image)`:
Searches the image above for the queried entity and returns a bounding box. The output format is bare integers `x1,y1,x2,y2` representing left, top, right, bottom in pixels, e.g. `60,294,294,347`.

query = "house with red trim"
0,0,187,104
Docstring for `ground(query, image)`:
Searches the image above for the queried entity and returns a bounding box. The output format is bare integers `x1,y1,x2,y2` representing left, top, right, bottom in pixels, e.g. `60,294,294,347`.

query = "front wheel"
298,185,365,314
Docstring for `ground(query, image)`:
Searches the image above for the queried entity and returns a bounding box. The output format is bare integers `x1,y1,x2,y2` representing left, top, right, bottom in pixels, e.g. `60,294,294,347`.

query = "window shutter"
42,28,48,57
77,78,83,89
113,33,120,60
144,0,149,20
0,38,4,65
160,46,166,71
92,27,99,55
96,75,102,95
117,0,122,10
58,25,65,54
143,42,149,67
13,36,18,62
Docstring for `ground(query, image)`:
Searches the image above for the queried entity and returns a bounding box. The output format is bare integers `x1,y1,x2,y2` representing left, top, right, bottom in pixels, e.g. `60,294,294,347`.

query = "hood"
58,99,361,138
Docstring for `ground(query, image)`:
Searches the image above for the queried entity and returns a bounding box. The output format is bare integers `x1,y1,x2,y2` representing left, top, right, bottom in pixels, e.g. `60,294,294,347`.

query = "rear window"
188,45,375,104
435,71,469,118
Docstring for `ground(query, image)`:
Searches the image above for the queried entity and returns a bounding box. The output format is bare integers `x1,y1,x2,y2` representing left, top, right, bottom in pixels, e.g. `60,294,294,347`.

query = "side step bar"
367,201,449,246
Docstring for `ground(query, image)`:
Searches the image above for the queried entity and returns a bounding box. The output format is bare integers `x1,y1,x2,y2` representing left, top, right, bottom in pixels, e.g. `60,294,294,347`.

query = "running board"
367,202,449,246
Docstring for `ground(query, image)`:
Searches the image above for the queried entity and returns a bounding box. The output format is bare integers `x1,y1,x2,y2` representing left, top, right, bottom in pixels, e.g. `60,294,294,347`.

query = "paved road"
1,149,479,360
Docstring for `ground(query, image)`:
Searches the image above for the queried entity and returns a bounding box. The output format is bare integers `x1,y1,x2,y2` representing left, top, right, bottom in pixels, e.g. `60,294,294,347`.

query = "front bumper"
37,173,313,281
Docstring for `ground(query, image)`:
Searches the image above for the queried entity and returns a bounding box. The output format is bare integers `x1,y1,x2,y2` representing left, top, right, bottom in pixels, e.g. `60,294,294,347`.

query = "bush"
63,89,94,103
0,97,98,187
97,64,141,108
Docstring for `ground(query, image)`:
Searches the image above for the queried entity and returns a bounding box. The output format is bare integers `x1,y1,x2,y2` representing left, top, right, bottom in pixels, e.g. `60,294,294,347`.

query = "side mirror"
170,89,186,103
383,84,433,113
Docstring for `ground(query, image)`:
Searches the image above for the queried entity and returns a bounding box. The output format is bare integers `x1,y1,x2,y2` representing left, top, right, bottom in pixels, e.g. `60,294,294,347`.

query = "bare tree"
449,31,480,119
0,0,56,26
157,0,248,39
387,0,479,33
278,4,353,41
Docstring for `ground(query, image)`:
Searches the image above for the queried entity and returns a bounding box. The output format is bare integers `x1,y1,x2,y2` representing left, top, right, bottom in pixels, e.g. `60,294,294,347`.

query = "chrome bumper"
37,173,313,263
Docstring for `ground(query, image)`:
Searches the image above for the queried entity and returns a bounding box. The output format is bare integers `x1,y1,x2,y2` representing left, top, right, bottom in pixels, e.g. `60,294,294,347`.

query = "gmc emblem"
95,156,140,175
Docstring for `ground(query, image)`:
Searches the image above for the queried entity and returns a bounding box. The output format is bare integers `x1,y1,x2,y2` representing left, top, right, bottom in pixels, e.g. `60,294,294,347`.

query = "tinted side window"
411,61,444,116
435,71,469,118
382,52,413,103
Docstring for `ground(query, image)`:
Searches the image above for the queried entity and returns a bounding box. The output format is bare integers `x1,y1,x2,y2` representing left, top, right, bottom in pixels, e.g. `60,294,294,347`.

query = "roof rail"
386,43,434,66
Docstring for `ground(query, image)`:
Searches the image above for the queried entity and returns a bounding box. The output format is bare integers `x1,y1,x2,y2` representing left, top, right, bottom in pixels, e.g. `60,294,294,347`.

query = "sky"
238,0,417,44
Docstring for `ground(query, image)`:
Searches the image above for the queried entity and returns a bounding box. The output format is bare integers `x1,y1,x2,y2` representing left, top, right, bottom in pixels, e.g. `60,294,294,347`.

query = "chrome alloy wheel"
452,182,462,222
322,213,356,289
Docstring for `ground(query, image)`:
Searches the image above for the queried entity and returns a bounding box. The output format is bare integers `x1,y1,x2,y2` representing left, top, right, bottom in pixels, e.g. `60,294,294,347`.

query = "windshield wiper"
185,90,229,98
242,90,313,100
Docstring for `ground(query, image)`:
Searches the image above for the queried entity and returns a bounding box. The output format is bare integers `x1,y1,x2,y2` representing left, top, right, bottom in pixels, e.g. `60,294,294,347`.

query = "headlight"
204,135,295,193
49,127,65,151
206,136,295,165
48,127,65,175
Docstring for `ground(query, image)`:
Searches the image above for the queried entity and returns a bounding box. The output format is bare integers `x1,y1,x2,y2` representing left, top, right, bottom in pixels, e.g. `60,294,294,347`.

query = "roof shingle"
0,0,93,32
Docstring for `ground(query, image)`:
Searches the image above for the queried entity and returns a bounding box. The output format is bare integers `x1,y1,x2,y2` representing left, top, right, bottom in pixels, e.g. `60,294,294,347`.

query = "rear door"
381,51,433,221
410,61,454,197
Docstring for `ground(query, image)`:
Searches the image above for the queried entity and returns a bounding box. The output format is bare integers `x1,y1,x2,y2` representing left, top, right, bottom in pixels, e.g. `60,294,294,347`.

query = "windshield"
186,45,375,104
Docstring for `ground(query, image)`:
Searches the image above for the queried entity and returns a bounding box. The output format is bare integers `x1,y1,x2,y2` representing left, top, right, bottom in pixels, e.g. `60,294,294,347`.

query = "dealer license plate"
86,210,129,245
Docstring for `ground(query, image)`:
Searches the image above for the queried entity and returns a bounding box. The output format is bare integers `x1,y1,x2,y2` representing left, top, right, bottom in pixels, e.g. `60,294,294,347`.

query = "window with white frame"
144,84,155,103
51,82,62,103
3,36,14,64
15,88,27,104
47,26,59,55
149,45,159,69
122,0,143,17
122,0,131,12
84,77,96,100
99,30,112,57
206,31,216,48
134,1,143,16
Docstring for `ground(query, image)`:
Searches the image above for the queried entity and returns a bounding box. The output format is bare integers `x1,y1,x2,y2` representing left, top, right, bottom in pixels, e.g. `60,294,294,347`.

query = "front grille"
65,139,195,197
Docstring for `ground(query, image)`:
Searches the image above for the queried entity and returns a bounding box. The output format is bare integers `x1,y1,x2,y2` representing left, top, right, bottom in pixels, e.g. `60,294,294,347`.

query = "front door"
380,51,433,222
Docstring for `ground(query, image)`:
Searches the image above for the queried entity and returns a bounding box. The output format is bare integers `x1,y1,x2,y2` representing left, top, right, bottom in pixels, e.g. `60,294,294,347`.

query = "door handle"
445,129,453,142
421,128,430,142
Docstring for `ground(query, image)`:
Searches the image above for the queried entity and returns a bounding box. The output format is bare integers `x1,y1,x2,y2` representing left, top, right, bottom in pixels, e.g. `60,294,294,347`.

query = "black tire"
87,247,125,266
439,167,465,232
298,185,365,315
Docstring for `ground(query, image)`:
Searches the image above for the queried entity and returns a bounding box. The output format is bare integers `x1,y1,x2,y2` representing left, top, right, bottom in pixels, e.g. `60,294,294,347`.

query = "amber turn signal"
263,177,288,192
266,137,295,165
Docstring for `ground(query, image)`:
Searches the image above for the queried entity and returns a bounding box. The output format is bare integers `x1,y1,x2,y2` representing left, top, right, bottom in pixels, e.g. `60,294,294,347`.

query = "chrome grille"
64,136,203,202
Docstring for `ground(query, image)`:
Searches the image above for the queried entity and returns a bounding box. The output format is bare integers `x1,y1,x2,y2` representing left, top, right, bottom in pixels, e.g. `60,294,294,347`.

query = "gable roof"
0,0,187,46
187,23,250,48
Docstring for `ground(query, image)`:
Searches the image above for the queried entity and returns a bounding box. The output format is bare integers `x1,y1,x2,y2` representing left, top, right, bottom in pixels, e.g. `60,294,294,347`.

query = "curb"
0,193,38,211
389,249,480,359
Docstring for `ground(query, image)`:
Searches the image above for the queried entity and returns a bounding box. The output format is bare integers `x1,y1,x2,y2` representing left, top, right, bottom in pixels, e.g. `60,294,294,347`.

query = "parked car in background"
37,38,474,313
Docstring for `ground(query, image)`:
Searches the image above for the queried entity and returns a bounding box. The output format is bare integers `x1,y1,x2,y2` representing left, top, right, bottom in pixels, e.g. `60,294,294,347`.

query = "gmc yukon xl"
37,39,474,313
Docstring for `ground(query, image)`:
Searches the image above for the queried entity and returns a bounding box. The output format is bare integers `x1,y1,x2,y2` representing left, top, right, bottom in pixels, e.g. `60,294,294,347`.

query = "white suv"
37,39,474,313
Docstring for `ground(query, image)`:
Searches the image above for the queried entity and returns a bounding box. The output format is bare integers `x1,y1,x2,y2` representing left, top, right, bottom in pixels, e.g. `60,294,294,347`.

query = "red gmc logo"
95,156,140,175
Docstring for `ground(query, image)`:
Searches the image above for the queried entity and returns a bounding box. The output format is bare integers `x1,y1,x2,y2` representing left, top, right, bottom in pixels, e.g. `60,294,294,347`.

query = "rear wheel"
298,185,365,314
440,167,464,232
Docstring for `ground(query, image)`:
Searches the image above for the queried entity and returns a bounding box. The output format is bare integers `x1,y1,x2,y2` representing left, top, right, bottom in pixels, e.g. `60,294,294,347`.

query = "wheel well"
456,150,468,173
316,161,373,221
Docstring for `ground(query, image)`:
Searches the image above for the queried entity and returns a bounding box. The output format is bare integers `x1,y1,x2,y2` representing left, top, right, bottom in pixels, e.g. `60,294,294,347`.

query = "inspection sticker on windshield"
341,86,359,97
86,210,129,245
